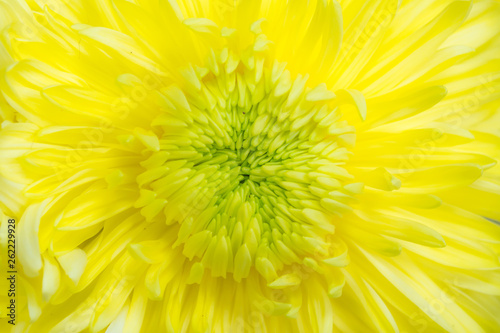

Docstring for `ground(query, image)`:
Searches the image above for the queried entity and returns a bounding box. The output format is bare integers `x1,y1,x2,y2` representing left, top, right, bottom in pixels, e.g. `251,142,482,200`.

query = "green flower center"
135,49,362,282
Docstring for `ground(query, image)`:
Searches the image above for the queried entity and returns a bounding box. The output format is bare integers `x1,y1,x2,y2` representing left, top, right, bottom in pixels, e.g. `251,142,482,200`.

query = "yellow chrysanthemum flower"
1,0,500,332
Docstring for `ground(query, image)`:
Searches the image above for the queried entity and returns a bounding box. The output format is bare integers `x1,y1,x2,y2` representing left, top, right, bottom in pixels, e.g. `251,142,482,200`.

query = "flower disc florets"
134,28,362,289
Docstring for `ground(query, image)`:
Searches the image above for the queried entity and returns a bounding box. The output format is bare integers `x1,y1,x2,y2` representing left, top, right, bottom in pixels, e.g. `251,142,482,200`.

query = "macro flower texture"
0,0,500,332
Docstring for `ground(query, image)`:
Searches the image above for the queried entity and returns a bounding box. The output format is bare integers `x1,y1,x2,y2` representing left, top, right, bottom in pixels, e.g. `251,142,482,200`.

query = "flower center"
135,43,362,283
